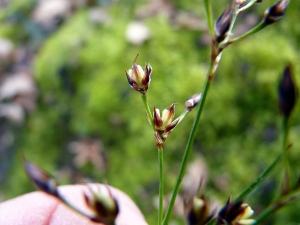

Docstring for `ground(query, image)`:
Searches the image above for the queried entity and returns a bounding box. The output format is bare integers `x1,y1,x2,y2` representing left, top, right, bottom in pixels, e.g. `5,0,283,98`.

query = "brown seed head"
217,198,255,225
215,6,234,43
262,0,290,25
185,93,202,112
185,194,215,225
84,185,119,225
125,53,152,94
24,161,58,196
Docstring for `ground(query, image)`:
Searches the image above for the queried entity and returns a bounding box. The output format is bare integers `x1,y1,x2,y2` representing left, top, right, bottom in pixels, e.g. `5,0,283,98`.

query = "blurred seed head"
235,0,246,6
125,53,152,94
84,184,119,225
217,198,255,225
278,64,297,118
185,93,202,112
215,6,234,43
24,161,58,196
185,194,215,225
262,0,290,25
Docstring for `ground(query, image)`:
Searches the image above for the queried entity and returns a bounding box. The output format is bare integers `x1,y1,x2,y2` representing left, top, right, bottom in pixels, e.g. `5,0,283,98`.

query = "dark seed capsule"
278,64,297,118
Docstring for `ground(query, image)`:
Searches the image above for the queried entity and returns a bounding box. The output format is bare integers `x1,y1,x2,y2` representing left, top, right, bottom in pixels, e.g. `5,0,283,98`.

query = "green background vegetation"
0,0,300,224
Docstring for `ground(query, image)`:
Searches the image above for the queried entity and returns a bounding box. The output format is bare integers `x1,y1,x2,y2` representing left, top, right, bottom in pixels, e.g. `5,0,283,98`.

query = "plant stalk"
158,146,164,225
235,154,282,201
203,0,214,37
162,58,214,225
141,93,154,130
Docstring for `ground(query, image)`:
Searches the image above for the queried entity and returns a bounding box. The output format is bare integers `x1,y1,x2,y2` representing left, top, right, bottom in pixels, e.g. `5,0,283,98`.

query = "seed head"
125,53,152,94
185,93,202,112
217,198,255,225
185,195,215,225
83,184,119,225
24,161,58,196
215,6,234,43
262,0,290,25
153,104,180,141
278,64,297,118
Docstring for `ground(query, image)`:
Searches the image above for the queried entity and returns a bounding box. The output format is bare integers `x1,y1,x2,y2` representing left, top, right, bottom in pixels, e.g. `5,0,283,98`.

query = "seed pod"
217,198,255,225
125,53,152,94
84,184,119,225
215,7,234,43
185,195,214,225
278,64,297,118
185,93,202,112
262,0,290,25
24,161,58,196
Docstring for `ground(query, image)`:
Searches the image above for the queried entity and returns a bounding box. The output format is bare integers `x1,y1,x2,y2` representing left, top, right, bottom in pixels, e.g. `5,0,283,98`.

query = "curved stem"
141,93,154,130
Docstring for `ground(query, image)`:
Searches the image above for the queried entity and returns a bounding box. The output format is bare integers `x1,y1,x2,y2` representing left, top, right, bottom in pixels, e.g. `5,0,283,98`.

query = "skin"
0,184,148,225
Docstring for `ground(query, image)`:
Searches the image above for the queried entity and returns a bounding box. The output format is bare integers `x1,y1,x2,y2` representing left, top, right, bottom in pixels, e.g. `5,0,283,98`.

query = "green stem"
254,188,300,224
203,0,214,37
253,204,277,224
227,21,267,45
282,116,289,162
158,146,164,225
237,0,258,14
141,93,154,130
235,154,283,201
162,60,214,225
57,192,98,222
282,116,291,191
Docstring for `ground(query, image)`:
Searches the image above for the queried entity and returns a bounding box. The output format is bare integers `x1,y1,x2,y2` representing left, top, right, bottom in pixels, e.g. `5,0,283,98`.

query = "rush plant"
24,0,299,224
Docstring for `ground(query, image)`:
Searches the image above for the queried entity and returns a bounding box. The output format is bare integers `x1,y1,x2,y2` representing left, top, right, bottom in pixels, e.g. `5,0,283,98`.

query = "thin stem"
203,0,214,37
282,116,289,164
235,154,283,201
237,0,258,14
141,93,154,130
57,192,100,223
141,93,164,224
163,60,214,225
227,21,266,45
282,116,291,191
158,146,164,225
254,188,300,224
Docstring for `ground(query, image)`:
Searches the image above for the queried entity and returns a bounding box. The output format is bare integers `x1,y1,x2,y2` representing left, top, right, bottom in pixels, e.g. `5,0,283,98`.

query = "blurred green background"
0,0,299,224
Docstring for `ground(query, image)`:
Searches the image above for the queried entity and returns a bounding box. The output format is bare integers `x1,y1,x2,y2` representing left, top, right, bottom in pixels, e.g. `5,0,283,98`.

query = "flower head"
153,103,180,141
185,93,202,112
215,6,234,43
185,194,215,225
217,198,255,225
24,161,58,196
125,53,152,94
262,0,290,25
83,184,119,225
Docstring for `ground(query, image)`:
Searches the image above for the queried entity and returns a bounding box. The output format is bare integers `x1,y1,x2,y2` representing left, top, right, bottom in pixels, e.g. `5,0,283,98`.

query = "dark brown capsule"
24,161,58,196
215,7,234,43
278,64,297,118
262,0,290,25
